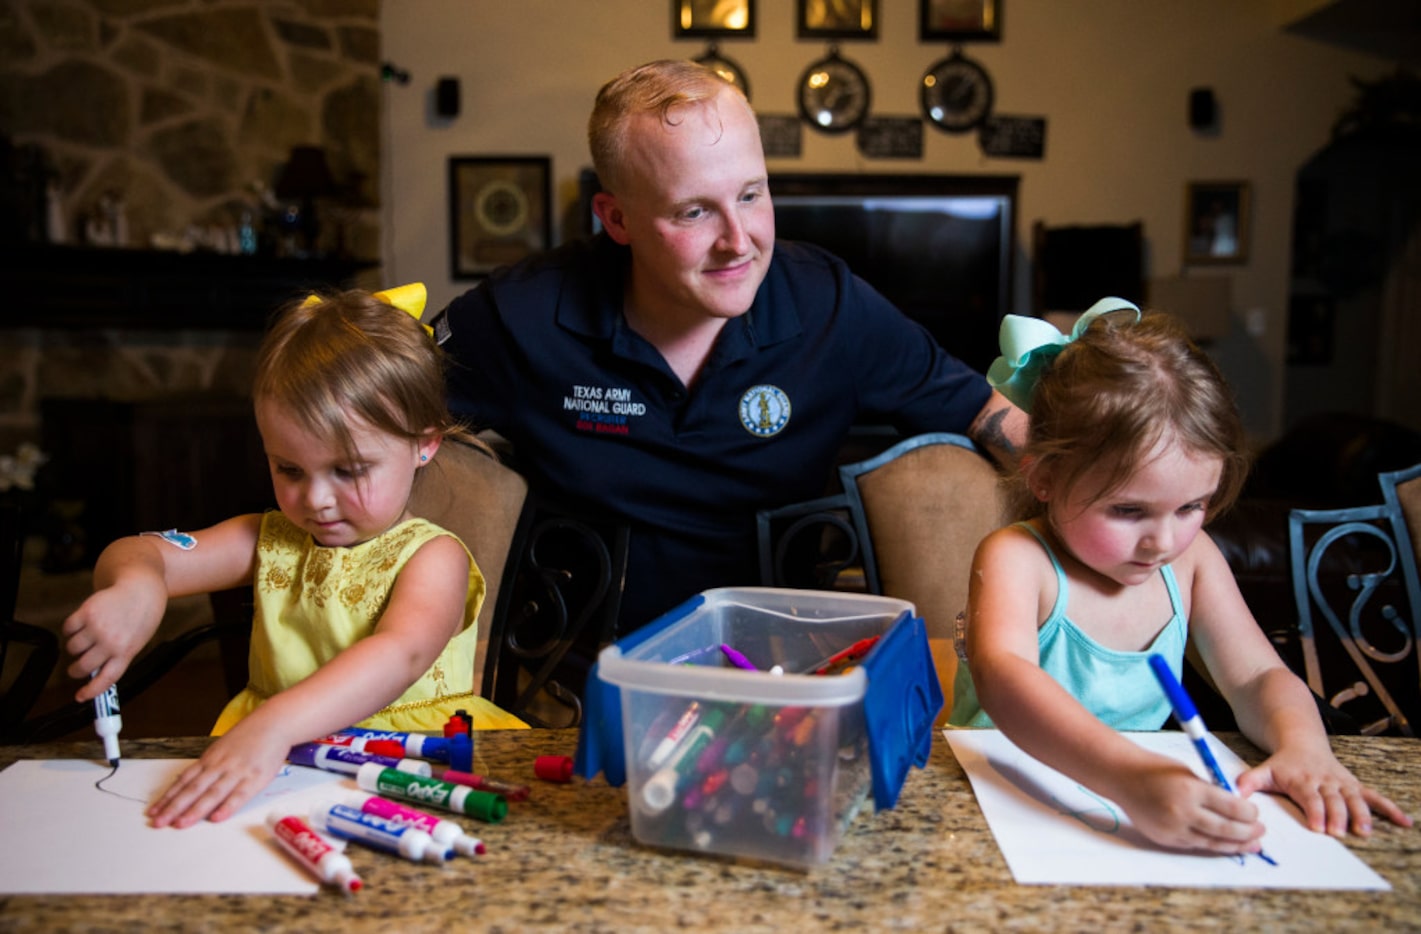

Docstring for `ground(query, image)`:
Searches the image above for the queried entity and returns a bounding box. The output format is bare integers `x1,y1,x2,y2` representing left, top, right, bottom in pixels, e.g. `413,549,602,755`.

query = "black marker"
92,682,122,766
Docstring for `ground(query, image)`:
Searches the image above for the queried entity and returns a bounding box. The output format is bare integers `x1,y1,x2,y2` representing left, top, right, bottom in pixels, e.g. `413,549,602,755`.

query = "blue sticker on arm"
140,529,197,550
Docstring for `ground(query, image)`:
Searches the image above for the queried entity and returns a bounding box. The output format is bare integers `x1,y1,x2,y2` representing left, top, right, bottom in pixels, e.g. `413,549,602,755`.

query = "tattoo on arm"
970,403,1023,466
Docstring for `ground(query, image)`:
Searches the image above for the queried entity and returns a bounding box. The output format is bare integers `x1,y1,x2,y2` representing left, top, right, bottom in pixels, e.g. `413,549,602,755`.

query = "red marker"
266,812,362,893
812,636,881,674
439,769,532,802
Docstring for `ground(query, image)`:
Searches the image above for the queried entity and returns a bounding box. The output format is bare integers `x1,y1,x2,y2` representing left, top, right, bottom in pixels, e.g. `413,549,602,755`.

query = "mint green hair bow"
986,297,1142,413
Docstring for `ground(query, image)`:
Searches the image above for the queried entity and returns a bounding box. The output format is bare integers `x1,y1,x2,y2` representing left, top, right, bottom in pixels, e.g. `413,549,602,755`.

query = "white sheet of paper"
945,729,1390,890
0,759,352,894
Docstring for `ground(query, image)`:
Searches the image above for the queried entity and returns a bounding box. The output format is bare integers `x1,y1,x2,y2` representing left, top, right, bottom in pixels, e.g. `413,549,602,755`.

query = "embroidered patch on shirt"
431,309,452,345
566,382,644,436
140,529,197,550
738,385,792,437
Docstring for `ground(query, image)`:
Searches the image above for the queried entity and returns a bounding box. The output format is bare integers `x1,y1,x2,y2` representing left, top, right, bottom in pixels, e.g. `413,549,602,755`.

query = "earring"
420,454,428,462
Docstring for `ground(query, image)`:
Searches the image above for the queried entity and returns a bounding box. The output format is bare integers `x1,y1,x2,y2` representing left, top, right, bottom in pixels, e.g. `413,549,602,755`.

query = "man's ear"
592,191,630,245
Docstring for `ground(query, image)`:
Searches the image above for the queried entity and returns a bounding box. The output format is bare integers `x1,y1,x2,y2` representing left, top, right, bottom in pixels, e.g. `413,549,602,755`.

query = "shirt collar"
554,237,804,356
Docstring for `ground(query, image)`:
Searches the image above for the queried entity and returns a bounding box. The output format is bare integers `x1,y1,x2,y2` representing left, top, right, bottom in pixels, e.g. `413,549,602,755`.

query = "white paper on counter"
945,729,1390,890
0,758,350,894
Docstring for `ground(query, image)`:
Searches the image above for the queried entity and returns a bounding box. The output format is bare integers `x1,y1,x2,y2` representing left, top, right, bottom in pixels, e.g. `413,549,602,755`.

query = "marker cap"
534,755,574,783
335,868,364,892
452,834,486,857
453,785,509,823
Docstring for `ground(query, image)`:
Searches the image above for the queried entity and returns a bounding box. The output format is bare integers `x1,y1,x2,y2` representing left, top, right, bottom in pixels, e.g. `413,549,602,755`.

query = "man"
431,60,1025,634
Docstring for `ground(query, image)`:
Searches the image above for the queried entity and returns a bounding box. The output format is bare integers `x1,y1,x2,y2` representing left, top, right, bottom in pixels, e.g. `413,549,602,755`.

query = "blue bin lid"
574,594,943,811
859,611,943,808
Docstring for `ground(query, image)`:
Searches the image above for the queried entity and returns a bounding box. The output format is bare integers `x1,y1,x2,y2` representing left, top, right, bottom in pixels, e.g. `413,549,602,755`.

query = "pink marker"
344,792,486,857
266,812,363,893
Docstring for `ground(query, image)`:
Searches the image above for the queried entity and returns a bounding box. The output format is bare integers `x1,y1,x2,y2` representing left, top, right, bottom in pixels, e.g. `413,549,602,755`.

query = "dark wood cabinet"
10,245,376,565
1,244,376,330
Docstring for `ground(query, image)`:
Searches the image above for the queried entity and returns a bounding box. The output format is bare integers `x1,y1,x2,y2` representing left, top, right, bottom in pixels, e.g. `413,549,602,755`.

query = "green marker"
356,763,507,823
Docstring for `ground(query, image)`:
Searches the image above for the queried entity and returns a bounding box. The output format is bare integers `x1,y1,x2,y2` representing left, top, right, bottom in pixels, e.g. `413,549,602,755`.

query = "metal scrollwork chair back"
756,491,863,592
1289,462,1421,736
480,497,629,729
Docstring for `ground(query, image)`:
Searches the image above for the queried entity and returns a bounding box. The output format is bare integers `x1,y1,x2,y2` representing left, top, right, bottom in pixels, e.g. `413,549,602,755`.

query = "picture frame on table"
673,0,756,38
1183,180,1250,265
448,156,552,280
798,0,878,40
920,0,1001,42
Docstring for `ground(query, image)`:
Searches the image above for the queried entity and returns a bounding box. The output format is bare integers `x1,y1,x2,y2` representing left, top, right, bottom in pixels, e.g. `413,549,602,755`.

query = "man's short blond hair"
587,59,747,193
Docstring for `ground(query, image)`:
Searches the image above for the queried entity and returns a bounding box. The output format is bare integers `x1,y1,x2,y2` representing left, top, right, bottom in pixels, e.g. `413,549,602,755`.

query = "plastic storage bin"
575,587,942,868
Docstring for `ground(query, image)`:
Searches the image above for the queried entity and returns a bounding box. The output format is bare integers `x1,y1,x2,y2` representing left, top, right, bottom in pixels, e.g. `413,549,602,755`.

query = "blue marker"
308,801,453,864
1148,653,1277,866
327,727,452,762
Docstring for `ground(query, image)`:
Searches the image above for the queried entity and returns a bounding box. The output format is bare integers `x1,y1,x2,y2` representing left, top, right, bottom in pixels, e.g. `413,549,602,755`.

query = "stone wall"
0,0,382,450
1,0,381,252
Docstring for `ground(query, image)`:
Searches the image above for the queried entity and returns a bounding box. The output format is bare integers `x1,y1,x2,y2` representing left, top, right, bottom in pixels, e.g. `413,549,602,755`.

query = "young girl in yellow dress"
61,284,525,828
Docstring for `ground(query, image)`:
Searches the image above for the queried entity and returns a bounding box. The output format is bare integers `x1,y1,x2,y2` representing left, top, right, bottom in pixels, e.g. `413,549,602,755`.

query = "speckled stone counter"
1,731,1417,933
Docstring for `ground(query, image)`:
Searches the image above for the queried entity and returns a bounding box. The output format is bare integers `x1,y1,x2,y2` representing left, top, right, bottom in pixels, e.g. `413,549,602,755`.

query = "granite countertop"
1,731,1417,933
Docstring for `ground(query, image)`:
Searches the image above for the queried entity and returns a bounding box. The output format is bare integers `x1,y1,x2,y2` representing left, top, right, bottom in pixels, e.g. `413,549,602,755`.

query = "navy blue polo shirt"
432,235,991,631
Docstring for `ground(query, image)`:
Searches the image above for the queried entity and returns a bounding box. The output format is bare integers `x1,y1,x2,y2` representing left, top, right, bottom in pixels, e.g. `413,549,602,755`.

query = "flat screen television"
769,173,1018,375
577,170,1018,375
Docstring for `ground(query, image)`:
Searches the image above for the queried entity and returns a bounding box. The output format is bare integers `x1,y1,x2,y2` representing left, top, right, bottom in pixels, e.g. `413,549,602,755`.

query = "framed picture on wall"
1183,180,1250,265
920,0,1001,42
448,156,551,280
673,0,755,38
798,0,878,40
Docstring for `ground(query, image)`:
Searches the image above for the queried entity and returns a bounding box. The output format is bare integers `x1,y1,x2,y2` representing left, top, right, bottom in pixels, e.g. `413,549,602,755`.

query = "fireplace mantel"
2,244,378,330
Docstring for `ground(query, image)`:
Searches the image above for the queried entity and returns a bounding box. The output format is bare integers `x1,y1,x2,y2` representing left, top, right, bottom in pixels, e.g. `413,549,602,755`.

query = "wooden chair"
759,433,1008,723
1288,462,1421,736
405,438,529,698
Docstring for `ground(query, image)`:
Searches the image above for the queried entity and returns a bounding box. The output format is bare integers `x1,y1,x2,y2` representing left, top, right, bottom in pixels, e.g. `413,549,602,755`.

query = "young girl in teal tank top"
952,298,1410,857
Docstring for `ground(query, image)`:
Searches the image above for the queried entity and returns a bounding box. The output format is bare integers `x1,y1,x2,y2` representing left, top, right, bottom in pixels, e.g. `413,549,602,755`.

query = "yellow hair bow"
301,282,431,336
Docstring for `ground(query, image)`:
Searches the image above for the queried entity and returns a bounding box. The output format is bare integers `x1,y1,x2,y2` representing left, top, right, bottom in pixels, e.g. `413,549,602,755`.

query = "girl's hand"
1237,748,1414,838
61,582,167,702
1115,757,1266,855
146,720,290,828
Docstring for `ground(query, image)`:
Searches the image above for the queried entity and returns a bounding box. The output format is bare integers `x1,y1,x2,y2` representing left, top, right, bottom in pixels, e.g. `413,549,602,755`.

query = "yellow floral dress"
212,512,527,735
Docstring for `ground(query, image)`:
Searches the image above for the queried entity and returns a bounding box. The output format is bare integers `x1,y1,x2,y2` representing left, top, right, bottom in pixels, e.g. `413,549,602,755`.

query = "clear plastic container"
589,587,922,868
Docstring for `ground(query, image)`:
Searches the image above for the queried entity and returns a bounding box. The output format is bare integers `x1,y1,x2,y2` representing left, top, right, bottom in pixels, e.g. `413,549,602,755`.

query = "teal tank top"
948,523,1188,730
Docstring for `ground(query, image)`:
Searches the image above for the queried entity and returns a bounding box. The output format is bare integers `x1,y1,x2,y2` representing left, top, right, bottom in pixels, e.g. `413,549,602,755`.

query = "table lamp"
274,145,335,257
